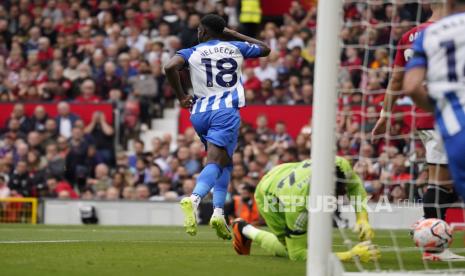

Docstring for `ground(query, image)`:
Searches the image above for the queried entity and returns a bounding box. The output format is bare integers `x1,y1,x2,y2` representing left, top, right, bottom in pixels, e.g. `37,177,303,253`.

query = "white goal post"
307,1,343,276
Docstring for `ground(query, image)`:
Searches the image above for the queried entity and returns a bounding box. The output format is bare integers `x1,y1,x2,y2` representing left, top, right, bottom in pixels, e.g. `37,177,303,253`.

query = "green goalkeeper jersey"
255,156,368,234
254,156,368,261
258,156,367,205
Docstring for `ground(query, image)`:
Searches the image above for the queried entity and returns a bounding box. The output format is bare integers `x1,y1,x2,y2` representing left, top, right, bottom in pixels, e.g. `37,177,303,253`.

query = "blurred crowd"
0,0,433,205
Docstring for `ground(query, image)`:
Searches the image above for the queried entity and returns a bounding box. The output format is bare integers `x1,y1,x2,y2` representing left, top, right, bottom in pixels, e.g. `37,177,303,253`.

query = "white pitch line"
0,228,415,238
0,228,200,234
0,240,91,244
0,240,227,244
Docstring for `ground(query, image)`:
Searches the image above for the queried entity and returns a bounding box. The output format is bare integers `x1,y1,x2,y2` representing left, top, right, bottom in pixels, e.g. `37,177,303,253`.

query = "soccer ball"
413,218,453,253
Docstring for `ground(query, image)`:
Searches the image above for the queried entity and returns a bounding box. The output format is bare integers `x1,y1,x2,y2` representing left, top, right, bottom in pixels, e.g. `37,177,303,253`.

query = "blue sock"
213,166,232,209
192,163,222,198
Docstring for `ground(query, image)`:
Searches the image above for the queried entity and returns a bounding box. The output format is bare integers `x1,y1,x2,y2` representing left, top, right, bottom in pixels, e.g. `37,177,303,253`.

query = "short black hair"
200,14,226,35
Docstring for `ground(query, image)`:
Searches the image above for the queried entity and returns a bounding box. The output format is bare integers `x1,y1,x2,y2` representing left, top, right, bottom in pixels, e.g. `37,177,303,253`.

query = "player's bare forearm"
403,67,433,112
372,68,405,138
164,55,193,109
223,27,270,57
382,68,404,113
164,55,186,100
165,70,185,100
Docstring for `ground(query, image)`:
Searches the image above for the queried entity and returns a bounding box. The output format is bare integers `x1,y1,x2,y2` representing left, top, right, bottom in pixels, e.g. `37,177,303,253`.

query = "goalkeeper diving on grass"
231,156,380,262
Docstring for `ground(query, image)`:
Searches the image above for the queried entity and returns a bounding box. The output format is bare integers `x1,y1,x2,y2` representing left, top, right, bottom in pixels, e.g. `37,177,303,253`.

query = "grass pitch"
0,225,465,276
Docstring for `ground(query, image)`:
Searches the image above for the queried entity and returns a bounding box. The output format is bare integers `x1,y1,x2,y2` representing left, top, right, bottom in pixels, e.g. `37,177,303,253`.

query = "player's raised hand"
223,27,235,35
222,27,270,57
179,95,194,109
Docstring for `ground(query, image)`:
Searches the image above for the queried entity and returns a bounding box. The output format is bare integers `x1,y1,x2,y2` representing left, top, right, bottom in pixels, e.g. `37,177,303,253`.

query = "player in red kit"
372,3,464,262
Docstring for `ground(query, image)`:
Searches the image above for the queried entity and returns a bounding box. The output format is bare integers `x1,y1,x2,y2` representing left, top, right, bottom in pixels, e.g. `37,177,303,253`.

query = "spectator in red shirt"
243,68,261,92
45,175,79,199
6,47,25,72
28,62,48,88
56,14,79,35
289,46,307,72
342,47,362,72
387,154,412,199
37,37,54,64
337,134,358,158
76,25,93,49
342,46,362,86
75,79,100,103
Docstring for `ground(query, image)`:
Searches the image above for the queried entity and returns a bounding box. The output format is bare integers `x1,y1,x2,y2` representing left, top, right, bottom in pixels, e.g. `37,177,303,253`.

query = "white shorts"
418,130,448,165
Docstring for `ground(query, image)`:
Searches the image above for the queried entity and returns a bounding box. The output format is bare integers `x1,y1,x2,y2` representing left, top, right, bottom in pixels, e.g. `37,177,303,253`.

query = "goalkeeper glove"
353,212,374,241
336,241,381,263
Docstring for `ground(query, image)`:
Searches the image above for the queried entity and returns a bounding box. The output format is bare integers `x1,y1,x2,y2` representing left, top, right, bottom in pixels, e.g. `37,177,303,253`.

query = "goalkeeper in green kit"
232,156,380,262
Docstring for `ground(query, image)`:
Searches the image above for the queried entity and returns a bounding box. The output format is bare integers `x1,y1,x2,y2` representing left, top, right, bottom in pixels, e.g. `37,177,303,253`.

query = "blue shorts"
190,108,240,158
442,129,465,199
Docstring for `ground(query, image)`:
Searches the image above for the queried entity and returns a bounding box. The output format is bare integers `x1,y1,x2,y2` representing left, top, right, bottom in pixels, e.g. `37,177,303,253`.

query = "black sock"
423,185,458,220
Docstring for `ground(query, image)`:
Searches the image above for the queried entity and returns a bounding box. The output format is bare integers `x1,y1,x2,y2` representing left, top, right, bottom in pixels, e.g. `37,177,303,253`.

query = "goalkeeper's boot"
232,218,252,255
422,249,465,262
180,197,197,236
210,214,232,240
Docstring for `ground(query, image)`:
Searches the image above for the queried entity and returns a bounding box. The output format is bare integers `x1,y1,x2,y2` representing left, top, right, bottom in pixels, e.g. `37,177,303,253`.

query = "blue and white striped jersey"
407,13,465,138
176,40,262,114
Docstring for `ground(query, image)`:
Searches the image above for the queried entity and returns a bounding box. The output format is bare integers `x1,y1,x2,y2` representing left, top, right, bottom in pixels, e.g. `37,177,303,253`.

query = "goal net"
309,0,465,275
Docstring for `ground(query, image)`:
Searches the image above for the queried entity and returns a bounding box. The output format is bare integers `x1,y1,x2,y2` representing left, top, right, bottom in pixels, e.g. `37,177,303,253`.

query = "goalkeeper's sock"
193,163,222,199
254,230,288,258
242,224,261,240
212,165,232,208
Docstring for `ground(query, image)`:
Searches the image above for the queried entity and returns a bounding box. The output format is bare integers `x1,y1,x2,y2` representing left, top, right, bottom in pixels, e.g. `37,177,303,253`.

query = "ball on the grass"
413,218,453,253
